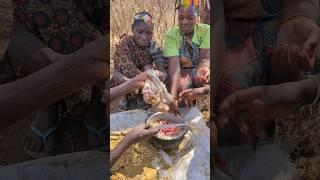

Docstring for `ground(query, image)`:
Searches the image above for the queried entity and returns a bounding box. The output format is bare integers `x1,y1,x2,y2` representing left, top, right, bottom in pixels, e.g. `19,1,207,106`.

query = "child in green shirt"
164,0,210,114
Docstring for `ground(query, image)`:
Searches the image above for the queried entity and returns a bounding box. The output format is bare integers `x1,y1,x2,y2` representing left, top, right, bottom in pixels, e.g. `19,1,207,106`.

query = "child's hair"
131,11,153,29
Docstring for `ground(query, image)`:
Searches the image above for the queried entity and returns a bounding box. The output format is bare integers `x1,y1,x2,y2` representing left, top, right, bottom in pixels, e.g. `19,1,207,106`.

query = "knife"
157,123,189,130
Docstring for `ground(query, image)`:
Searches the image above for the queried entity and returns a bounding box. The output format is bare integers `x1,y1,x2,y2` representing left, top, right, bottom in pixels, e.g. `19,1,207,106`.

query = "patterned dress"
111,34,166,110
112,34,166,81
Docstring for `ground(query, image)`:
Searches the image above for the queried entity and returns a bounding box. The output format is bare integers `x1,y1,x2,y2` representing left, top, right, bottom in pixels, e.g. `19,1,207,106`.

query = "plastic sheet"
214,140,298,180
110,107,210,180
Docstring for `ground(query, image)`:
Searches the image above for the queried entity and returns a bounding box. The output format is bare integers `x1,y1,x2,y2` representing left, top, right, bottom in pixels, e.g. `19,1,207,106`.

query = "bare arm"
109,72,149,103
200,49,210,62
0,38,106,130
198,48,210,69
110,135,132,166
168,56,180,98
8,19,105,75
143,64,155,71
110,124,159,166
112,69,129,84
110,79,139,102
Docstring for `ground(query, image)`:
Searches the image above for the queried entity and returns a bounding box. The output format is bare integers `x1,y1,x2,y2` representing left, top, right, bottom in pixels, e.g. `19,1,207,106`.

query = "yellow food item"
110,130,170,179
132,167,158,180
148,120,160,128
110,172,127,180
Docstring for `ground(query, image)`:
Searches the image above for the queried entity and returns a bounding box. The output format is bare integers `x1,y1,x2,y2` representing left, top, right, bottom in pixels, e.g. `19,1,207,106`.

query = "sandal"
23,125,58,158
85,122,108,151
118,97,129,111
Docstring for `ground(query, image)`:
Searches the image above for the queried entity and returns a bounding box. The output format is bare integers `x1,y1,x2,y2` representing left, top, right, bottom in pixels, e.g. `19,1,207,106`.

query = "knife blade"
157,123,188,130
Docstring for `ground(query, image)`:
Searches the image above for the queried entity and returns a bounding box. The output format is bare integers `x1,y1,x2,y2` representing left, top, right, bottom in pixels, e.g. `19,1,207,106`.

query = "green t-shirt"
163,23,210,57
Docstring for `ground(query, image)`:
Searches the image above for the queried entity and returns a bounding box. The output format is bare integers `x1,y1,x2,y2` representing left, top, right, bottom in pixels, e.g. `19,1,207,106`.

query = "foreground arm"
0,38,106,130
219,74,319,140
178,85,210,108
110,124,159,166
195,49,210,87
109,72,147,102
168,57,180,114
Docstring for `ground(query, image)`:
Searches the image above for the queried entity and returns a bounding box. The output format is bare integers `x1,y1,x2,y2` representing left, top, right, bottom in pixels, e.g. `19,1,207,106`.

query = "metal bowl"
145,112,188,150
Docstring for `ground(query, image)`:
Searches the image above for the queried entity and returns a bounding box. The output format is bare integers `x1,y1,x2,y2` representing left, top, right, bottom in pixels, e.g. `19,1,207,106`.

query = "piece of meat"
142,70,173,112
158,120,180,137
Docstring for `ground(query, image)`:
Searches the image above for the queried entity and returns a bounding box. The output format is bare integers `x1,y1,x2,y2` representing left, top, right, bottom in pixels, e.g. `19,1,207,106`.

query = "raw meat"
159,120,180,137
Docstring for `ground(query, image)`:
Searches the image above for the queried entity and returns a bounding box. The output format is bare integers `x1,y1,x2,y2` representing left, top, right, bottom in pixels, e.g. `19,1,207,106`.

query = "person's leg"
7,19,62,157
85,87,107,148
9,0,104,157
0,37,107,129
23,103,60,157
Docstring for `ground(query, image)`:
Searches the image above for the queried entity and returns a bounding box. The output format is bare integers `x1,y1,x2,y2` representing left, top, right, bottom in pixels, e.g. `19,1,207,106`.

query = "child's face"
132,22,154,47
178,6,197,35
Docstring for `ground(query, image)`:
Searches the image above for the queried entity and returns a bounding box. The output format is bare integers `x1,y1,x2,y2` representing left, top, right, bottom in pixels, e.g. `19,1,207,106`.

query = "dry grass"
110,0,177,52
276,105,320,179
109,0,177,113
110,0,211,115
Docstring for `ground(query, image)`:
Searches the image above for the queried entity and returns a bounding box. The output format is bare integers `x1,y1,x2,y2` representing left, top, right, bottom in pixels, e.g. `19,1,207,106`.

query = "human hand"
69,37,107,80
178,87,208,108
133,70,166,89
158,70,168,82
195,67,210,87
219,79,316,140
113,70,129,85
169,99,180,115
271,16,320,82
125,124,159,144
131,72,149,89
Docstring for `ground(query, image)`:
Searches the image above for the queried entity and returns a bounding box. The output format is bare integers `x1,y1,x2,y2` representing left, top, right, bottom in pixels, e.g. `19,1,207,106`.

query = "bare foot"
24,103,59,158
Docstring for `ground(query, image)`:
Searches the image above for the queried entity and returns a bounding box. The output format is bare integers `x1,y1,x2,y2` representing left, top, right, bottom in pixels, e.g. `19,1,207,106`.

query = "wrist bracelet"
304,75,320,105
